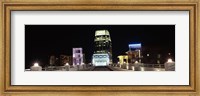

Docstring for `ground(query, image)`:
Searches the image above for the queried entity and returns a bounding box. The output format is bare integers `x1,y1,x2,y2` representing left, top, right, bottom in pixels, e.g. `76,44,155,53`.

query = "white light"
132,66,135,71
65,63,69,66
34,62,39,67
95,30,109,36
156,68,160,71
124,62,126,64
147,54,149,56
135,61,138,63
126,65,129,69
167,58,173,63
117,62,119,64
141,67,144,71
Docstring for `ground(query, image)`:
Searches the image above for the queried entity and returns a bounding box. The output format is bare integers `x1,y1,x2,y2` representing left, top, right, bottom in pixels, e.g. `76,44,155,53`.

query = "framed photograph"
0,0,199,95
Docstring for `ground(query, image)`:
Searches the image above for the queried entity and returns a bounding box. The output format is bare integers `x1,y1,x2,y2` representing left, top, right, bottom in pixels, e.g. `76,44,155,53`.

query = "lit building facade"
121,43,174,65
92,30,112,66
73,48,83,65
127,43,142,63
60,55,72,66
117,55,129,65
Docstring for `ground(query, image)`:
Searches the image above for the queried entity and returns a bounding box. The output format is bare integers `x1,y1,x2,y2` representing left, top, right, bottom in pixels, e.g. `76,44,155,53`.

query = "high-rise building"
73,48,83,65
92,30,112,66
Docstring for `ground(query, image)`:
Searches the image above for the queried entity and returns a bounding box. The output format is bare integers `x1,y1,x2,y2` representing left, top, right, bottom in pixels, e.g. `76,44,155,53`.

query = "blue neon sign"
128,43,142,49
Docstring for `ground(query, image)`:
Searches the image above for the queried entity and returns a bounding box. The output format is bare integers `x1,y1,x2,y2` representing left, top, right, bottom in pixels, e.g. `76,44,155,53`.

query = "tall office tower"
92,30,112,66
73,48,83,65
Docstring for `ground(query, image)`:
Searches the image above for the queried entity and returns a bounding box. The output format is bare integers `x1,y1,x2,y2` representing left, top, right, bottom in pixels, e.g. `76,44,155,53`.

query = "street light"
167,58,173,63
65,63,69,66
30,62,42,71
34,62,39,67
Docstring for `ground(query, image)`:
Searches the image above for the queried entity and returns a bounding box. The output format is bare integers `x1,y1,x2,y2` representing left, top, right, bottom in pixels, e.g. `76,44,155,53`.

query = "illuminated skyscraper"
92,30,112,66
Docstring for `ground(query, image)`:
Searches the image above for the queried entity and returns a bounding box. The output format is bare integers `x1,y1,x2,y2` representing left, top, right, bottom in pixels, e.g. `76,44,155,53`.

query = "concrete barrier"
128,64,133,70
30,66,42,71
65,65,70,71
134,63,141,71
164,62,175,71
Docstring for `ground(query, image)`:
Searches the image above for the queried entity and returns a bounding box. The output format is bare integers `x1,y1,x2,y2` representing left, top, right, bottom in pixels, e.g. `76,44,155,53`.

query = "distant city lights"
26,27,175,71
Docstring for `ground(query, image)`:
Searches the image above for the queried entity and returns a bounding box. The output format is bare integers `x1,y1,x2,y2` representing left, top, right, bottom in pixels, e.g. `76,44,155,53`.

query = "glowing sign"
129,43,141,49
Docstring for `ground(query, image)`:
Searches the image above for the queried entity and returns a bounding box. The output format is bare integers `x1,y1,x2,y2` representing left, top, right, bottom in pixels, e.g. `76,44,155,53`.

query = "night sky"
25,25,175,69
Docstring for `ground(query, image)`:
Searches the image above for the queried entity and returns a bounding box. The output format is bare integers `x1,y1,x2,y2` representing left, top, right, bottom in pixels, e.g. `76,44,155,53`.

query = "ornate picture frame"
0,0,199,96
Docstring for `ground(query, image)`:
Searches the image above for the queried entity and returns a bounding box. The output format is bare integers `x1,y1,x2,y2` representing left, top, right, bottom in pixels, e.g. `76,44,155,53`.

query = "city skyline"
25,25,175,69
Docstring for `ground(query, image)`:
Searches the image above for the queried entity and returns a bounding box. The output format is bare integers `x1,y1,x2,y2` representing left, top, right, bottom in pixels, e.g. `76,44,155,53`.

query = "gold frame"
0,0,199,96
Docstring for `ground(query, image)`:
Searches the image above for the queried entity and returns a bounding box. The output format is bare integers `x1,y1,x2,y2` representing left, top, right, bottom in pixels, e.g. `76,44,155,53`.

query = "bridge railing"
110,63,165,68
141,64,165,68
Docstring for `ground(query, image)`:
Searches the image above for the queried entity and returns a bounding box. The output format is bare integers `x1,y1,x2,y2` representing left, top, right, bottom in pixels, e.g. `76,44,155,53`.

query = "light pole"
65,63,69,71
30,62,42,71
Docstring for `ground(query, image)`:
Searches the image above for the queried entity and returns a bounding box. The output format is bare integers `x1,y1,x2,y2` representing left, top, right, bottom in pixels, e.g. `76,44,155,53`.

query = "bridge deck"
92,66,113,71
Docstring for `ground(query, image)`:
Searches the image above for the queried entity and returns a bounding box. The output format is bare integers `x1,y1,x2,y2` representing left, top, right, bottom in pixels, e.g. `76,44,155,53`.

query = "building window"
76,50,80,53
